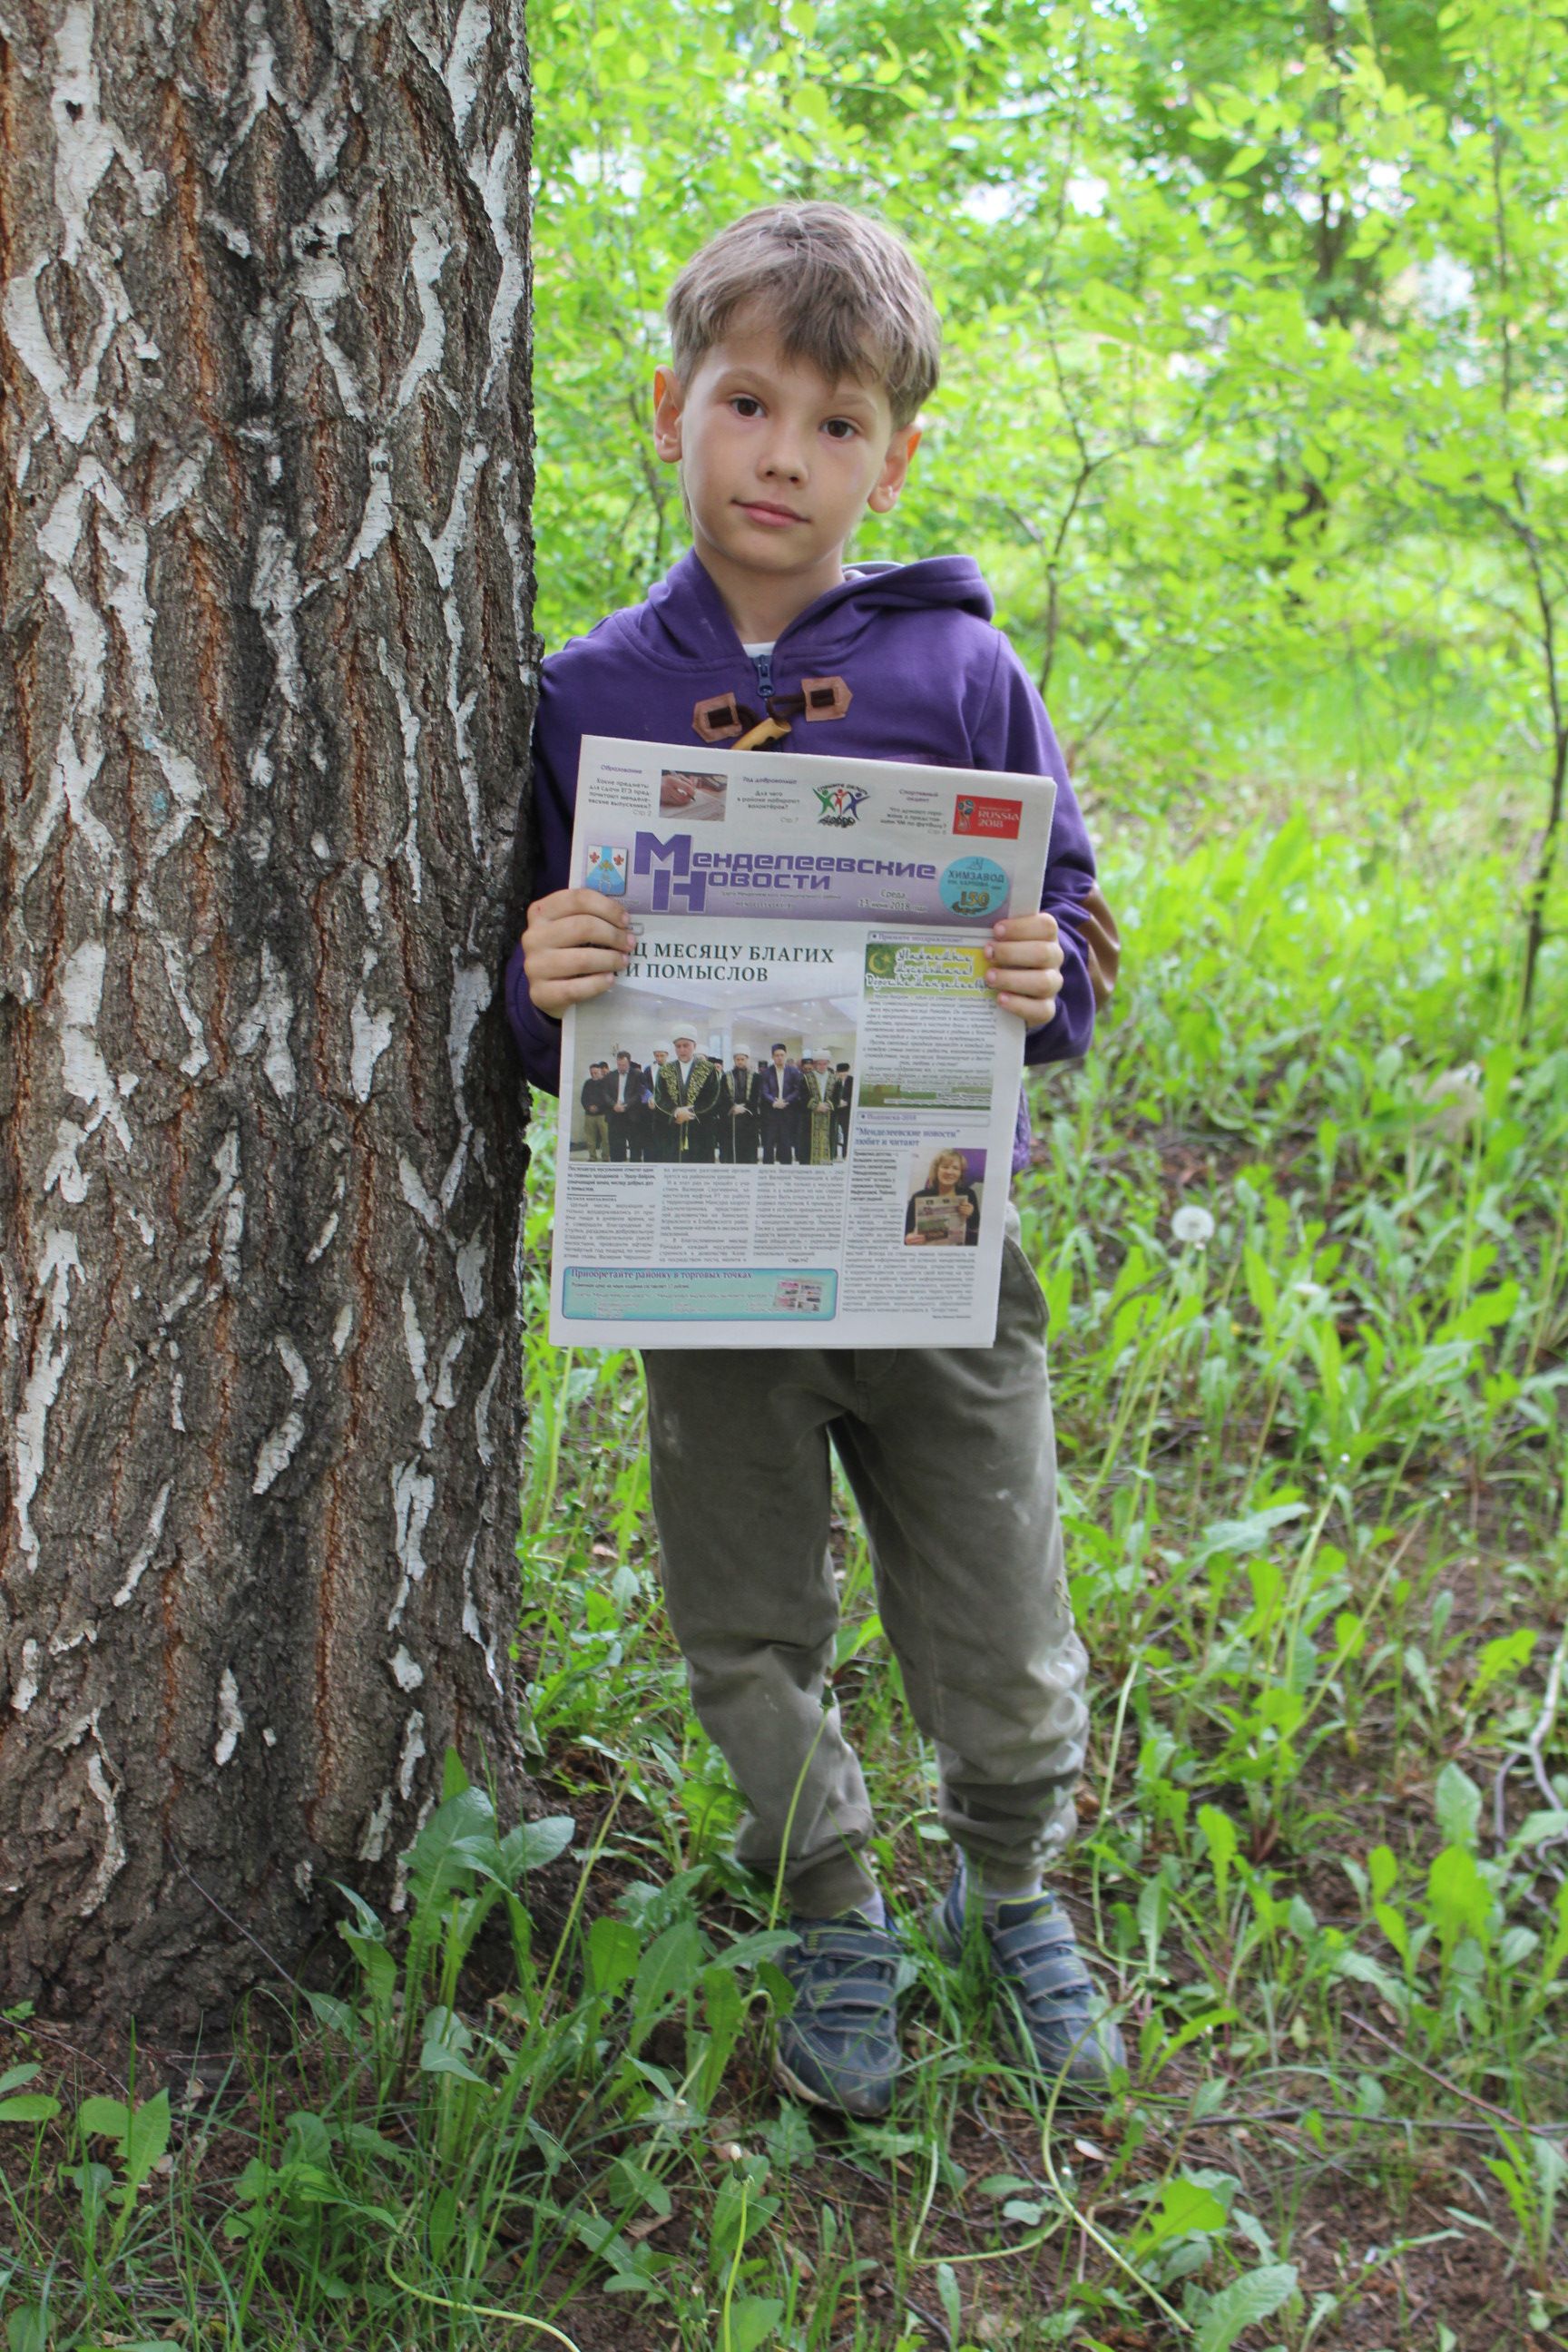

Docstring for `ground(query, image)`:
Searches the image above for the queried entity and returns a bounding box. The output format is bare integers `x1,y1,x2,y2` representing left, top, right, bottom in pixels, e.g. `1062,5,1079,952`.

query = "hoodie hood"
632,549,995,670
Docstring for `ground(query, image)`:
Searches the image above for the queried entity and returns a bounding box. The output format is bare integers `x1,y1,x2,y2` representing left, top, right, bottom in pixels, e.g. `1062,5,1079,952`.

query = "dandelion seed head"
1171,1205,1216,1246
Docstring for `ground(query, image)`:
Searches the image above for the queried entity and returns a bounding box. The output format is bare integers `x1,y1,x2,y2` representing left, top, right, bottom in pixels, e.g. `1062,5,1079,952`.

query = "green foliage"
534,0,1568,1026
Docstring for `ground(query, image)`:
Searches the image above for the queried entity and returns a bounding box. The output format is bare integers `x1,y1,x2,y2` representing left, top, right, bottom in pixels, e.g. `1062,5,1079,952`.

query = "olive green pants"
641,1224,1088,1919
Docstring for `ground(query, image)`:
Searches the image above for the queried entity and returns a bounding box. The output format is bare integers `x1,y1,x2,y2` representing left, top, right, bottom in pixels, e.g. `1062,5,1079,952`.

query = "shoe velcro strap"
792,1927,898,1966
992,1922,1094,2000
794,1979,898,2018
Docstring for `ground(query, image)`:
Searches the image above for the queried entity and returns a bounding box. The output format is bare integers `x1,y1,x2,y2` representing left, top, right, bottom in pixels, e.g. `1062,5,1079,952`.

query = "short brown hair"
666,203,940,428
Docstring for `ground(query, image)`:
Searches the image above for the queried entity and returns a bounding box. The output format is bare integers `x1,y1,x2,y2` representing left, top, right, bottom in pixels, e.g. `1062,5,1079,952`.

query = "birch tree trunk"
0,0,535,2027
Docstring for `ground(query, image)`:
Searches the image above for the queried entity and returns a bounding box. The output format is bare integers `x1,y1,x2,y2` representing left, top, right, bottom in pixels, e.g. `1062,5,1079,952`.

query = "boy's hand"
522,888,632,1017
984,911,1063,1027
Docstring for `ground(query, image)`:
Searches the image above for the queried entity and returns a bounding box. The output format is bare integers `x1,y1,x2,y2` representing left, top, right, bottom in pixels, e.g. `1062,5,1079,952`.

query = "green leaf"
1468,1629,1536,1711
630,1916,703,2046
418,2041,487,2085
0,2095,59,2124
1435,1760,1482,1848
502,1814,576,1876
421,2008,486,2086
710,2164,779,2269
427,2182,460,2263
1426,1844,1492,1954
78,2094,131,2142
1512,1809,1568,1850
721,2295,784,2352
1375,1901,1409,1960
1141,2174,1229,2249
406,1787,499,1906
1197,1502,1308,1561
123,2089,171,2190
1223,142,1269,178
612,2151,672,2220
1194,2261,1298,2352
586,1915,642,1996
764,2102,816,2170
713,1928,796,1972
342,1929,398,2009
1197,1805,1239,1906
305,1991,356,2035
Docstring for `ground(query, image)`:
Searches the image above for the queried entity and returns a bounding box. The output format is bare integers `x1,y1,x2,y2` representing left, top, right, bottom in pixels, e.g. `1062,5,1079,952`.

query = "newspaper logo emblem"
813,781,870,828
939,854,1009,918
633,829,708,912
954,793,1022,841
583,844,628,896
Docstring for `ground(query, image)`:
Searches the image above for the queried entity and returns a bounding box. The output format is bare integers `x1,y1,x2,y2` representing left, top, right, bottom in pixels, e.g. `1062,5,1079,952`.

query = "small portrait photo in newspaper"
903,1146,985,1247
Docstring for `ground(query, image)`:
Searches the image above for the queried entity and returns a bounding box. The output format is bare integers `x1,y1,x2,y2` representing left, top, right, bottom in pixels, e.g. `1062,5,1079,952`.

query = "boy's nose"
759,428,808,483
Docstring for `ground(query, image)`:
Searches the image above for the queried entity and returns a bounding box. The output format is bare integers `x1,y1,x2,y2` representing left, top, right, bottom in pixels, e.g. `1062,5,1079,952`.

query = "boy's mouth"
736,499,806,526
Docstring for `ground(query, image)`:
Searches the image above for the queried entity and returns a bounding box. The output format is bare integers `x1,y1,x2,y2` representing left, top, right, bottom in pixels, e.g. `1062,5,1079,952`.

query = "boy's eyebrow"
709,363,881,414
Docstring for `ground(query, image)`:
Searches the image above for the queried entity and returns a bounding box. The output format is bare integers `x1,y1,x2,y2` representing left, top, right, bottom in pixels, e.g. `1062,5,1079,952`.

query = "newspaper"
549,734,1054,1348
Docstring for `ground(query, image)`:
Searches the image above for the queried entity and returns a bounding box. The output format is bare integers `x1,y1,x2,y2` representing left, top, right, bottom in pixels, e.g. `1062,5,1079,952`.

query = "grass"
3,765,1566,2351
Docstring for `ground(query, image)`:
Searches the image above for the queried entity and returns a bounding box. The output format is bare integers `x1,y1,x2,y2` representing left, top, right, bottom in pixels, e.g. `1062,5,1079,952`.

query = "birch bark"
0,0,534,2024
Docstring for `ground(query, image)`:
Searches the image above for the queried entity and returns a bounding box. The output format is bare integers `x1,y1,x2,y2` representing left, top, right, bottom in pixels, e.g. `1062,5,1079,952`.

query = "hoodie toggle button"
801,675,852,720
692,693,749,744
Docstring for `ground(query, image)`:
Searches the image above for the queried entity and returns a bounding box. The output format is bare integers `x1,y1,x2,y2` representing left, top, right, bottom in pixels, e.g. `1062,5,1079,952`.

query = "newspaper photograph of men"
567,983,858,1169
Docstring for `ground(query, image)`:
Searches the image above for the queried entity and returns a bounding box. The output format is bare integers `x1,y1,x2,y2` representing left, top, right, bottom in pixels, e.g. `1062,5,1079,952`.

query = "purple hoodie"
505,551,1098,1164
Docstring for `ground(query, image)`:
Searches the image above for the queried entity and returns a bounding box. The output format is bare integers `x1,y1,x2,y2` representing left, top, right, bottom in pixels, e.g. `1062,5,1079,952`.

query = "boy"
507,203,1123,2117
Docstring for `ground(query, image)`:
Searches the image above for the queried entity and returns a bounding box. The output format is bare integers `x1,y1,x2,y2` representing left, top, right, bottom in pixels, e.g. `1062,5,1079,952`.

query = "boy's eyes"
726,396,860,440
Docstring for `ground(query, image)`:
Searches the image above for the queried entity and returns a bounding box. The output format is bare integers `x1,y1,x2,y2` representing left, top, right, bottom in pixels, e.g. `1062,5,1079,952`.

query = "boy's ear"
652,364,684,462
867,422,922,514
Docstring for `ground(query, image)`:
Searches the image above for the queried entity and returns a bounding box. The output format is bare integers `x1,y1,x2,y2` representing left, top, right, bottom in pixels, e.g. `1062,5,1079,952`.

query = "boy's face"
653,312,919,609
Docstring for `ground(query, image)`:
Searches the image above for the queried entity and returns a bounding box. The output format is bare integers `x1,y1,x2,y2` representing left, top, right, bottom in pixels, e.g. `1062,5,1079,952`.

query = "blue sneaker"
931,1867,1124,2099
773,1912,902,2119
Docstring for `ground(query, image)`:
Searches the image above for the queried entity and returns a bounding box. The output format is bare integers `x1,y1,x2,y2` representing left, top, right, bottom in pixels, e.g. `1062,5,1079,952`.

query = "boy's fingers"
533,970,619,1007
525,943,629,979
991,911,1058,942
986,965,1063,996
985,936,1064,970
531,898,631,936
523,894,632,955
527,915,632,956
532,886,632,926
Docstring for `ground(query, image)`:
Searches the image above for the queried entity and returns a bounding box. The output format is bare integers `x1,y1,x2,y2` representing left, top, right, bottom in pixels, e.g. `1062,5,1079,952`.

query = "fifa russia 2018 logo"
813,782,870,828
